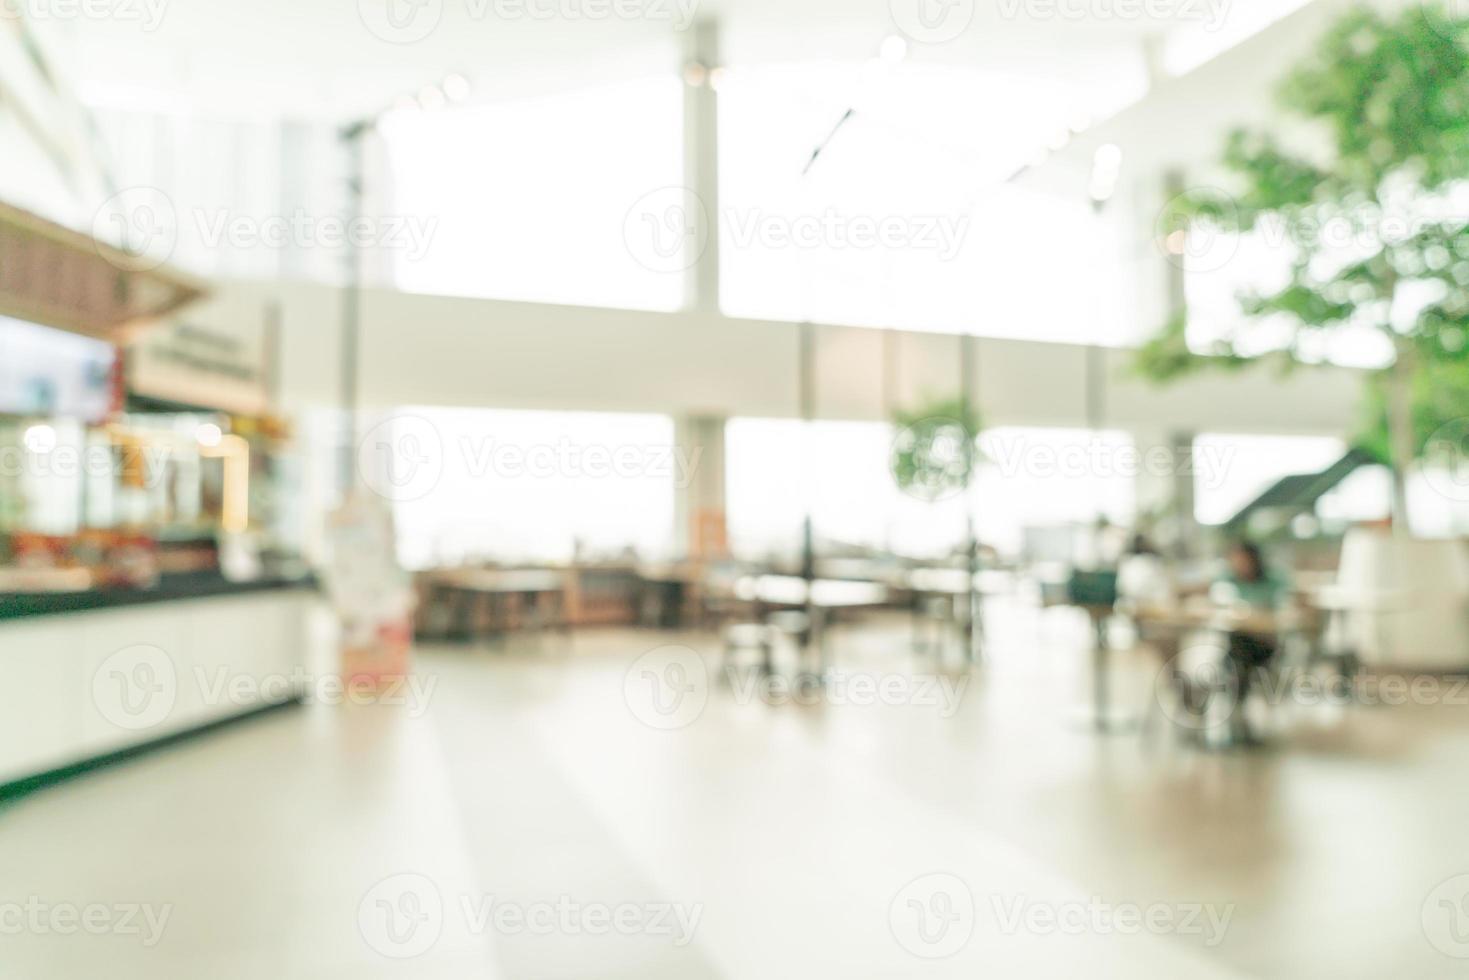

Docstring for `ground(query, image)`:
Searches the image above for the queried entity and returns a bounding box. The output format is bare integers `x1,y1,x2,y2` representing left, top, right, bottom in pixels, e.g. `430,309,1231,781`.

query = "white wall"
218,277,1363,436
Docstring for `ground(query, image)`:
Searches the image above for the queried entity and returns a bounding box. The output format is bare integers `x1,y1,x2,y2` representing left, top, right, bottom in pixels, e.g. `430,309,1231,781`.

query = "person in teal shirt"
1217,540,1289,746
1219,540,1290,610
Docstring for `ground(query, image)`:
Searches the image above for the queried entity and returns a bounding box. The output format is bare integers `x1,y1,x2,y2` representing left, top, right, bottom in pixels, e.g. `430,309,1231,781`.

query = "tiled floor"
4,602,1469,978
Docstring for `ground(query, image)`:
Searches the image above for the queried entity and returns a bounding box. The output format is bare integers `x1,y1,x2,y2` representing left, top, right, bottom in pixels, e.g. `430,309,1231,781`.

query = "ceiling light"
442,73,472,104
22,424,56,454
1089,143,1124,203
880,34,908,65
418,85,447,111
196,423,224,448
1094,143,1123,173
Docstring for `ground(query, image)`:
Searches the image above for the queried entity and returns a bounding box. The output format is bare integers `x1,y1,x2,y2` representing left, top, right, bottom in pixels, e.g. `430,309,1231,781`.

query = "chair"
719,610,811,682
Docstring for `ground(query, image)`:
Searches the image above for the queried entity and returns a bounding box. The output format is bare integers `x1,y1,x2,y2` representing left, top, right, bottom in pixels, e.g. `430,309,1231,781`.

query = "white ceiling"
31,0,1331,121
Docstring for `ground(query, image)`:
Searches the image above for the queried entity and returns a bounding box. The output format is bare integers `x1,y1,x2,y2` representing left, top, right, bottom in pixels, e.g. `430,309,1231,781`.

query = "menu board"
0,315,115,421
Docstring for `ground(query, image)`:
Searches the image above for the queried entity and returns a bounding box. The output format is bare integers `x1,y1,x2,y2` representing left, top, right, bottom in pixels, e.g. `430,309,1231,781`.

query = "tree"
1136,4,1469,528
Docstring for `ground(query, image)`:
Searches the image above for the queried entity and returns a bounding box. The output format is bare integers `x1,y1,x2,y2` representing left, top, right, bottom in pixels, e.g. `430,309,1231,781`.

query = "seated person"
1117,533,1171,606
1215,540,1289,744
1217,539,1290,611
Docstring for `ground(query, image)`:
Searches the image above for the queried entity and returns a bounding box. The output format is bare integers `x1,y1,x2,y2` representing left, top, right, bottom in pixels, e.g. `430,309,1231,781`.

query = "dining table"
730,575,892,681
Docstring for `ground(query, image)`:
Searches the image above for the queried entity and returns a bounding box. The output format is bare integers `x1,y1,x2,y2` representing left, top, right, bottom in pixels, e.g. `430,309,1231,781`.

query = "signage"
0,315,114,421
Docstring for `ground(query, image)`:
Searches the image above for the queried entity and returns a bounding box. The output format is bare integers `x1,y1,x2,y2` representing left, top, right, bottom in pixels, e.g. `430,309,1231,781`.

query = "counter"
0,575,324,793
0,573,317,621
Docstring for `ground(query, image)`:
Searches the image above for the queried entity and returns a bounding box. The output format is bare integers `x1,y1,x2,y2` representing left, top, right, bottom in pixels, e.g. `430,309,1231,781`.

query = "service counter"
0,575,321,790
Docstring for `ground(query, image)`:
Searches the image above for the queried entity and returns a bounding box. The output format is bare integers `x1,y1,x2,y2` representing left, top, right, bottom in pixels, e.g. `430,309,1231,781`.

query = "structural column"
1132,427,1199,558
682,18,721,314
673,415,728,559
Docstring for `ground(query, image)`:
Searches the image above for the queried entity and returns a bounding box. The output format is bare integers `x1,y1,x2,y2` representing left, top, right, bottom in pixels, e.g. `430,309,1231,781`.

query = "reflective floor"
4,603,1469,978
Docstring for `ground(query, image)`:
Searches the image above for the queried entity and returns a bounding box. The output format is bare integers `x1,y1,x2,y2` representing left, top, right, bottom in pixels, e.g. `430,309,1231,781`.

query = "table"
730,576,891,680
636,563,703,628
733,575,890,609
898,568,1009,664
1133,601,1317,747
419,569,567,644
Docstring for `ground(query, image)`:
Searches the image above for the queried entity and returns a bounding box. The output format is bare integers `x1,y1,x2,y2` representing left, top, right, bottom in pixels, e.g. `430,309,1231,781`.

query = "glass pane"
382,74,684,311
718,61,1139,343
1192,433,1345,527
386,408,676,569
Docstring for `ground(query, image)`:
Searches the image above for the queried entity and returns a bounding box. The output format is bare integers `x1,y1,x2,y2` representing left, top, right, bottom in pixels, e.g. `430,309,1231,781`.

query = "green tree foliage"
890,396,982,501
1135,5,1469,498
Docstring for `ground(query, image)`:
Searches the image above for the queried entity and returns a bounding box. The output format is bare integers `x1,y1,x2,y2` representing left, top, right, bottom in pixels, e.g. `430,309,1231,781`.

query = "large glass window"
1192,433,1346,527
385,408,676,569
382,74,683,311
725,419,1134,561
973,427,1137,558
725,417,968,561
717,61,1140,343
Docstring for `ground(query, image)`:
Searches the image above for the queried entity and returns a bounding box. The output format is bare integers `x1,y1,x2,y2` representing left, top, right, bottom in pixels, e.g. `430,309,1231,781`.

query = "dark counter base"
0,573,317,622
0,696,305,803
